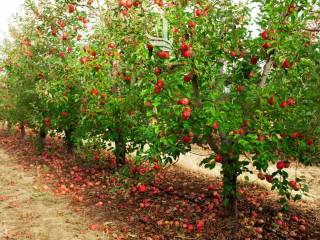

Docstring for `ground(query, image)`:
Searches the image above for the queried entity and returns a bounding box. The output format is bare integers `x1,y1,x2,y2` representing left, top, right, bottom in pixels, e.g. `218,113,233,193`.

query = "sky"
0,0,24,42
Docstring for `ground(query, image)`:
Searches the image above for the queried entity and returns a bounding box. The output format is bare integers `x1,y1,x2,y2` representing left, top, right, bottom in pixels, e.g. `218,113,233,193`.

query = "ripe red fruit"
133,1,140,7
195,9,202,17
248,71,255,78
262,42,271,49
276,161,285,170
208,184,214,190
188,21,197,28
307,139,314,146
126,0,133,8
154,67,161,76
213,121,219,130
215,154,222,163
123,76,131,82
182,136,191,143
60,51,65,58
91,89,99,96
280,101,288,108
287,97,296,106
181,109,191,120
51,28,57,36
291,215,299,222
236,85,245,92
299,224,306,233
44,117,51,127
180,42,190,52
261,30,268,40
282,59,291,69
138,184,146,192
183,74,192,82
156,80,164,89
257,135,265,142
276,220,283,226
154,86,161,94
291,132,299,139
146,43,153,51
80,57,87,65
108,43,116,49
268,97,275,105
67,47,73,53
68,4,75,13
289,179,297,188
182,50,191,58
157,51,170,59
119,0,126,6
93,155,100,161
178,98,189,105
61,111,68,117
91,51,97,58
230,51,237,58
250,55,258,65
153,165,160,171
122,9,128,16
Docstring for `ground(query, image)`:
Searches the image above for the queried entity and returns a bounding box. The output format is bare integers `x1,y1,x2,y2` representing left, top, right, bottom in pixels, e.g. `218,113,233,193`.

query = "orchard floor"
0,130,319,240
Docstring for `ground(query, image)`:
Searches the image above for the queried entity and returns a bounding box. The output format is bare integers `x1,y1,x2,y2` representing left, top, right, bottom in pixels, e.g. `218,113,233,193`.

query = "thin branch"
258,56,274,88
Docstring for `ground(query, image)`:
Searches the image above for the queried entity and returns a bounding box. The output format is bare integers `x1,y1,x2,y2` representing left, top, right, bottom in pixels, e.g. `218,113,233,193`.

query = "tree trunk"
114,129,126,167
37,126,46,152
221,155,240,233
65,128,74,153
221,155,239,217
20,122,26,139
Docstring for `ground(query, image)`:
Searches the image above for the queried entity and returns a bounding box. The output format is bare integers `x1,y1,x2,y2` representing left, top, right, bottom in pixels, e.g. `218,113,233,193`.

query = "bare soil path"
0,149,109,240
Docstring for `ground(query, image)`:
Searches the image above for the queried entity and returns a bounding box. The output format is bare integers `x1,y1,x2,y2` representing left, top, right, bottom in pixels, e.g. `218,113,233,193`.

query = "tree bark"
221,155,239,217
65,128,74,153
114,129,126,167
37,126,46,152
20,122,26,139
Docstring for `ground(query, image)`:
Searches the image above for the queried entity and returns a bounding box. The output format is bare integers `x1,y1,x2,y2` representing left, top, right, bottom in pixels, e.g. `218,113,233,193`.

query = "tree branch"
258,55,274,88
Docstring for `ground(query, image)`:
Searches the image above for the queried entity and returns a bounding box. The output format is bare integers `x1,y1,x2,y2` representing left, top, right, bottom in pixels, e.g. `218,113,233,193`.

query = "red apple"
276,161,285,170
236,85,245,92
287,97,296,106
282,59,291,69
195,9,202,17
154,67,161,76
182,50,191,58
157,51,170,59
307,139,314,146
280,101,288,108
183,73,192,82
268,97,275,105
60,51,65,58
68,4,75,13
213,121,219,130
261,30,268,40
250,55,258,65
181,109,191,120
182,135,191,143
291,132,299,139
262,42,271,49
215,154,222,163
156,80,164,88
126,0,133,8
188,21,197,28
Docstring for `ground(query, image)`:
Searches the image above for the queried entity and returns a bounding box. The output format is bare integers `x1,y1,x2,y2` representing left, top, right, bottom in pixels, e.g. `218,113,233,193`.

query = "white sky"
0,0,24,43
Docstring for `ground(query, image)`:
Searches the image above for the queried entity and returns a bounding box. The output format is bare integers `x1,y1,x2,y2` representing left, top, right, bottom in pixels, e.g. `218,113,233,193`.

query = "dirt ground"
0,130,319,240
0,149,110,240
